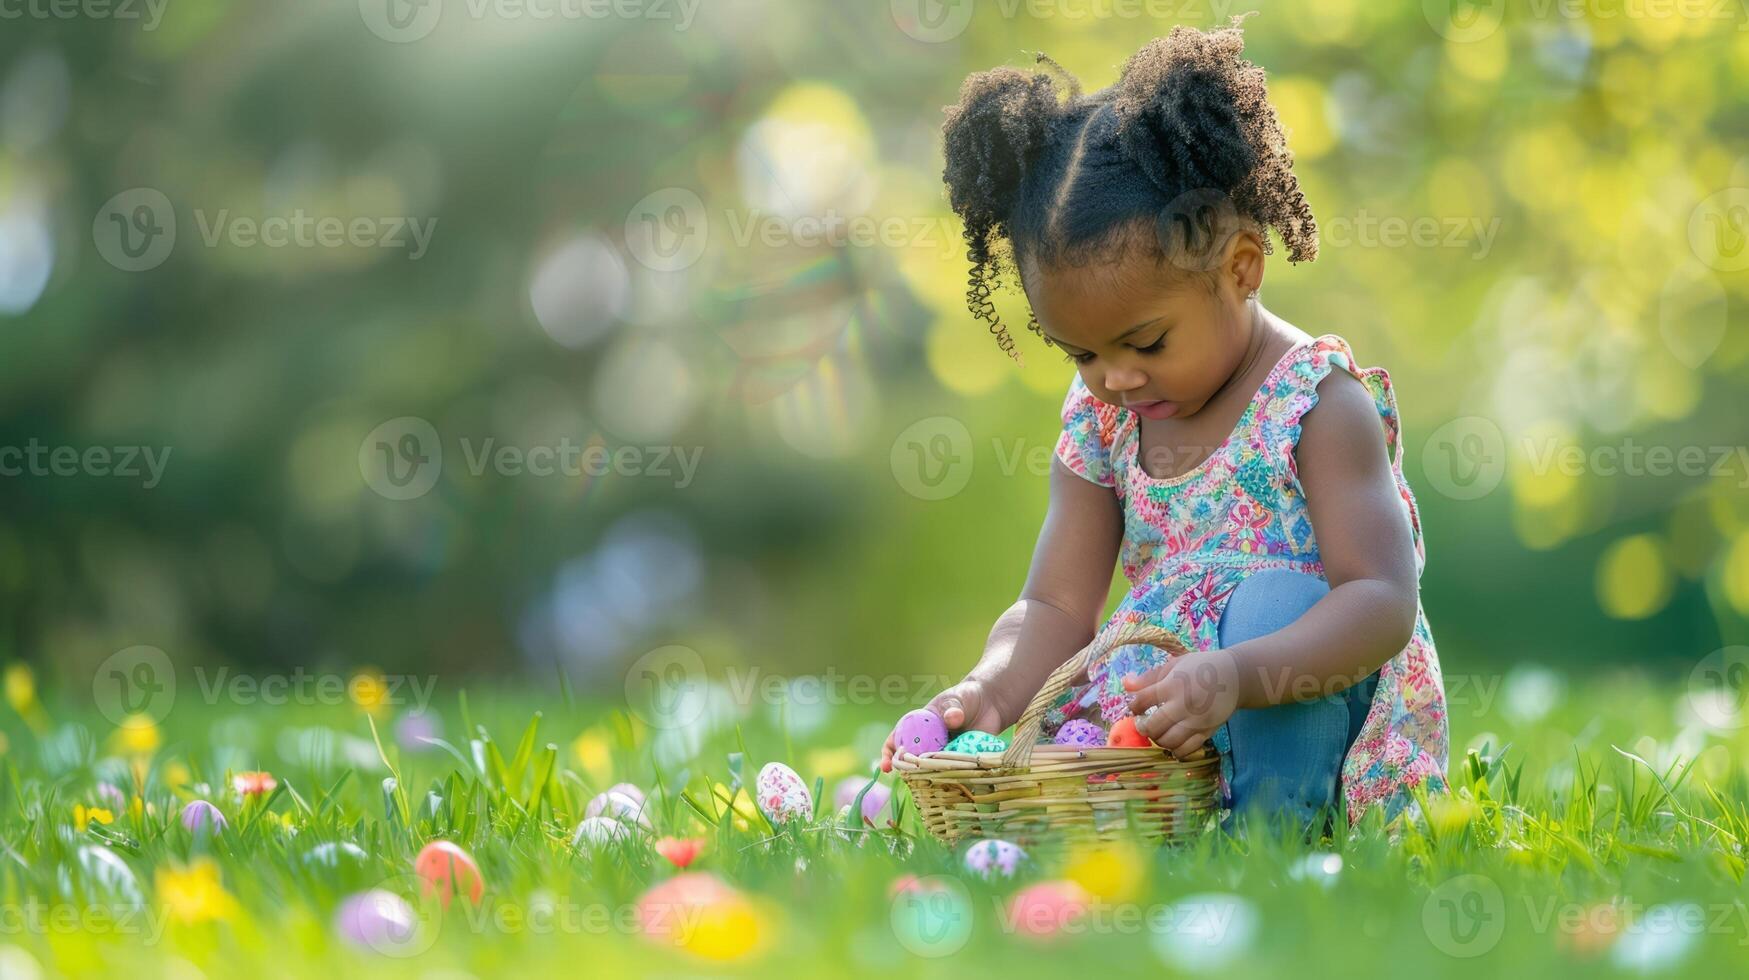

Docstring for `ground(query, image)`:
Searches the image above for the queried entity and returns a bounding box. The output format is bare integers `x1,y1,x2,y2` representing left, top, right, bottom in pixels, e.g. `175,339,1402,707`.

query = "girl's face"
1022,228,1265,421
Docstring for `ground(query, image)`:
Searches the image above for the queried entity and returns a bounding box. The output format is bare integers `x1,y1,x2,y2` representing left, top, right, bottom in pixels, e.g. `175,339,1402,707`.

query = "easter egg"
179,799,227,834
304,841,369,868
600,782,646,808
833,777,891,825
413,840,483,906
754,762,813,825
335,889,424,955
66,845,142,904
893,709,949,755
1054,719,1106,747
573,816,631,849
1151,893,1259,969
943,730,1007,754
962,838,1026,878
585,789,651,828
1006,880,1094,942
1107,716,1152,747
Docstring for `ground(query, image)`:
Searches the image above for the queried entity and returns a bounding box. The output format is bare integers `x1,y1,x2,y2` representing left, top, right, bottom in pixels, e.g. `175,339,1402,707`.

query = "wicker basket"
894,623,1221,848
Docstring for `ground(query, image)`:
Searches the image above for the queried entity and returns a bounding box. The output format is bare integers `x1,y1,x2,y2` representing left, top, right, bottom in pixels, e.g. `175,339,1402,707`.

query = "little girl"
881,20,1448,830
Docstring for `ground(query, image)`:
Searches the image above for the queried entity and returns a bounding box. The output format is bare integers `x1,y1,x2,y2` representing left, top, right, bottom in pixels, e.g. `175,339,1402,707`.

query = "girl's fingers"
1126,679,1170,717
1121,660,1174,692
1174,730,1210,756
936,695,966,729
1152,720,1198,754
1132,698,1177,739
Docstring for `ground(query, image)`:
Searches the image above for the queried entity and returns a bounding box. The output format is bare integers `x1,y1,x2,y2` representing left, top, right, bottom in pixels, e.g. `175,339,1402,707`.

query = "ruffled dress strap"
1261,334,1427,577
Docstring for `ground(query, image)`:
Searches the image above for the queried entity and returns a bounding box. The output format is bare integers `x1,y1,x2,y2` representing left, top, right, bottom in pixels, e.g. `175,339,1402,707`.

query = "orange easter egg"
414,840,483,906
1107,716,1151,747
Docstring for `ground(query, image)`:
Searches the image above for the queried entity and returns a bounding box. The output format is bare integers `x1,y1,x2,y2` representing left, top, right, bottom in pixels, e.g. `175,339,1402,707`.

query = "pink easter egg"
753,762,813,824
1054,719,1107,748
893,709,949,755
1007,880,1094,942
962,838,1026,878
413,840,483,906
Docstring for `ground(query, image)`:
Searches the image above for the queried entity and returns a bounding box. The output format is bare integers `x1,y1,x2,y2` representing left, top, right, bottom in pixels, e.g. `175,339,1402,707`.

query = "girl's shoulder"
1056,374,1133,488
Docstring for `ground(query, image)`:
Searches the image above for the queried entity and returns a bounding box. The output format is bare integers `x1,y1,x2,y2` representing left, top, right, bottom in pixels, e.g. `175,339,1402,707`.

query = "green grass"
4,666,1749,978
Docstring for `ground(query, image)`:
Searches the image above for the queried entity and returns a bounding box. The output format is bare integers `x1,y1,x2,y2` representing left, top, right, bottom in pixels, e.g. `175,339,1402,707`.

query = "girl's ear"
1219,229,1266,301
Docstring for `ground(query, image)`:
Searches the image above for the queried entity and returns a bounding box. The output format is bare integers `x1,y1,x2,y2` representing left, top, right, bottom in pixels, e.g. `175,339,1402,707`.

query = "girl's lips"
1124,399,1178,420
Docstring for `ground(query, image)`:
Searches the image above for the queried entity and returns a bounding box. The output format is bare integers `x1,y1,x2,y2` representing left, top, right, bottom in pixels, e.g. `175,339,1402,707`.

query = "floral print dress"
1044,333,1449,825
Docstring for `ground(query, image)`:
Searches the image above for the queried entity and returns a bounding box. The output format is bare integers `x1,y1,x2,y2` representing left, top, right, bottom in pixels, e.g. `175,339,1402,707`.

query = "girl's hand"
879,679,1014,772
1123,648,1242,757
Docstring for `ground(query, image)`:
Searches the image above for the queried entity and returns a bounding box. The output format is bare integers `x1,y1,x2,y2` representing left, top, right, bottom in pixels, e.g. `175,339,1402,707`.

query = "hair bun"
1112,25,1261,198
940,66,1061,241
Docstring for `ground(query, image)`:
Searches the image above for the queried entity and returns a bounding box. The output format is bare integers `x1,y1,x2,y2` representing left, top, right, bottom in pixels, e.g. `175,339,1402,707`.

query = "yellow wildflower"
709,783,759,831
156,858,238,924
73,805,115,833
348,670,390,717
572,730,613,786
108,713,161,757
3,663,46,733
4,663,36,714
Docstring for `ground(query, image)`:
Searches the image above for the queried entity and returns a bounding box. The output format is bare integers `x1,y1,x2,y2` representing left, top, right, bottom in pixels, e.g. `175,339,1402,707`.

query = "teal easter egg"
943,731,1008,754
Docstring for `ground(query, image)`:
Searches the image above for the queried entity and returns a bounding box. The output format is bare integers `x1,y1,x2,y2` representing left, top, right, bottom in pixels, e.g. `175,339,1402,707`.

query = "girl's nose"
1102,365,1147,393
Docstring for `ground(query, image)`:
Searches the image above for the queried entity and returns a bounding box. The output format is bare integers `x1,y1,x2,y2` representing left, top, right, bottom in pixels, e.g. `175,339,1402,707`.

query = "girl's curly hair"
941,16,1318,361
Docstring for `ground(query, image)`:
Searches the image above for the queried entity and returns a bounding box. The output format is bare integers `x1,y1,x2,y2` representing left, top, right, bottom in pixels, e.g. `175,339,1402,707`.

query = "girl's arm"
881,457,1121,771
1127,368,1420,755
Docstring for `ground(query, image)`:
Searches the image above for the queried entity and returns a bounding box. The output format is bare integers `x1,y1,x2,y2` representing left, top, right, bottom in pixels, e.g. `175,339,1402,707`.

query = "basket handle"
997,621,1189,769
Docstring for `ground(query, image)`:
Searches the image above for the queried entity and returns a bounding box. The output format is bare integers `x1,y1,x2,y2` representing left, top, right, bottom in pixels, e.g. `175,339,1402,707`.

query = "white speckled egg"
754,762,813,825
962,838,1026,878
573,815,631,849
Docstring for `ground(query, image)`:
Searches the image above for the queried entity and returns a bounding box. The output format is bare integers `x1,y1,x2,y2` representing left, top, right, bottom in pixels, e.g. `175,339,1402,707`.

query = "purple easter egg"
962,838,1025,878
894,709,949,755
1053,719,1107,748
832,777,891,824
179,799,227,834
394,712,442,752
335,889,421,954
